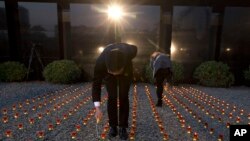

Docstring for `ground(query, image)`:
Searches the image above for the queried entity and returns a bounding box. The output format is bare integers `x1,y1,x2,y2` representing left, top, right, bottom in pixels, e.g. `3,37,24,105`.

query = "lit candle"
12,105,16,111
56,118,61,125
48,123,54,131
210,128,214,134
163,133,168,140
218,134,223,141
2,116,8,123
29,118,35,124
23,110,28,115
14,113,19,119
101,133,106,139
236,116,240,123
45,110,50,115
71,131,77,139
75,124,81,132
5,129,12,137
187,126,192,134
63,114,68,120
2,108,7,114
204,122,208,128
83,119,88,125
36,131,45,139
18,123,24,130
193,132,198,141
37,113,43,120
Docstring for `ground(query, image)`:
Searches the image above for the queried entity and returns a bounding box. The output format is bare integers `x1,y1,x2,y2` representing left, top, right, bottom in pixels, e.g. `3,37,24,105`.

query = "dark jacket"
150,53,172,78
92,43,137,102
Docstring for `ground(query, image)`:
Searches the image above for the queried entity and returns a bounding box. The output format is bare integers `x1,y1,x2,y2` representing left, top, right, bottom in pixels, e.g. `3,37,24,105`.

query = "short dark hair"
105,48,126,74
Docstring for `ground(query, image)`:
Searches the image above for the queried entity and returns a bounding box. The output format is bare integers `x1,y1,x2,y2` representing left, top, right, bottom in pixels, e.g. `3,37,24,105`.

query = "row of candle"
69,95,108,140
2,87,94,139
179,87,249,124
145,86,169,140
1,85,75,115
1,85,90,120
165,87,224,141
162,94,199,141
186,87,249,118
1,87,91,128
172,88,232,124
129,85,138,140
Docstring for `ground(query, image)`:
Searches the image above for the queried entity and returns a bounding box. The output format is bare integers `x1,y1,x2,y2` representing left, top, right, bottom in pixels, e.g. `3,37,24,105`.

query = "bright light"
98,47,104,53
171,44,176,54
107,4,124,21
126,40,135,45
226,48,231,52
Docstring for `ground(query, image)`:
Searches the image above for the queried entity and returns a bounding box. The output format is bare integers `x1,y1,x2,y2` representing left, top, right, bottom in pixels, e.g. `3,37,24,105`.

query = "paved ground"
0,82,249,141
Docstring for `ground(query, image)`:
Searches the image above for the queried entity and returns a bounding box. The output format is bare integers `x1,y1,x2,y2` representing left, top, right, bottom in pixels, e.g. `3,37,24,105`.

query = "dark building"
0,0,250,84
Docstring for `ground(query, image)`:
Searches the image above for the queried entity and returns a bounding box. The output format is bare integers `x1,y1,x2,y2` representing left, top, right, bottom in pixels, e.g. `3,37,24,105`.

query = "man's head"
105,48,126,75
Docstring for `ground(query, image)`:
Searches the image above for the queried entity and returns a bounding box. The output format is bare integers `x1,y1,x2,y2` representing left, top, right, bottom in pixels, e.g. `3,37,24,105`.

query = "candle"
56,118,61,125
71,131,77,139
75,124,81,132
14,113,19,119
101,133,106,139
187,126,192,134
2,116,8,123
236,116,240,123
12,105,16,111
63,114,68,120
163,133,168,140
218,134,223,141
29,118,35,124
193,132,198,141
36,131,45,139
210,128,214,134
37,113,42,119
48,123,54,131
2,108,7,114
23,110,28,115
18,123,24,130
5,129,12,137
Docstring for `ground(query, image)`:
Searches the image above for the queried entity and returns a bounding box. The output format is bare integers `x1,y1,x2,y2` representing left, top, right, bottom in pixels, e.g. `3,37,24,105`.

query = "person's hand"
95,107,102,123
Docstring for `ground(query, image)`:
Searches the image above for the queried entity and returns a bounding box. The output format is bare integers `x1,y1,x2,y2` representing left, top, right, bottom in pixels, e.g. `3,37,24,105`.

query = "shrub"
193,61,234,87
43,60,81,84
0,61,27,82
144,61,184,85
172,62,184,85
244,66,250,81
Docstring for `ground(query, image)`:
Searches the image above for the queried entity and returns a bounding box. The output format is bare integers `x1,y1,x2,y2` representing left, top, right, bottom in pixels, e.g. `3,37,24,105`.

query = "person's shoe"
156,100,162,107
108,126,117,138
119,127,128,140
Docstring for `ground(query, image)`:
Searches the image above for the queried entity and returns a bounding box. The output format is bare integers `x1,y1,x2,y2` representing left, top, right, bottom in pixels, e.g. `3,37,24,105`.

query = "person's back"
150,52,172,107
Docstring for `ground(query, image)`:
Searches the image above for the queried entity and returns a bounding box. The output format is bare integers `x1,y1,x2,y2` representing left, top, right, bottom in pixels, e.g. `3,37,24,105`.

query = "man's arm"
92,58,105,107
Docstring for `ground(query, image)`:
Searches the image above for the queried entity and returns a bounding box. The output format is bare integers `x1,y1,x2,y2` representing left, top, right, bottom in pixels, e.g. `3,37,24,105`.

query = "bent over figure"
150,51,172,107
92,43,137,140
